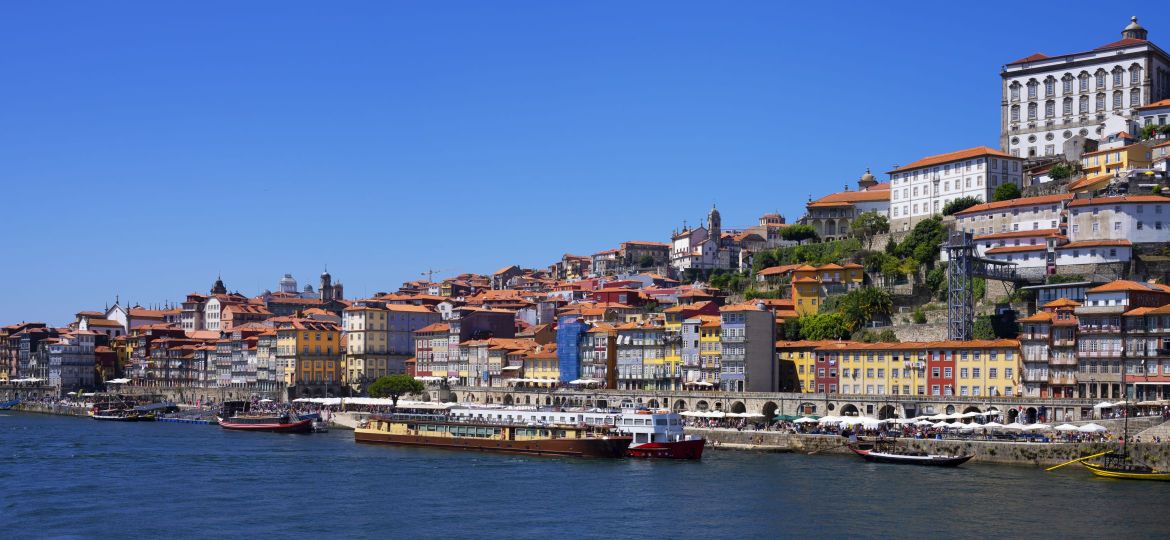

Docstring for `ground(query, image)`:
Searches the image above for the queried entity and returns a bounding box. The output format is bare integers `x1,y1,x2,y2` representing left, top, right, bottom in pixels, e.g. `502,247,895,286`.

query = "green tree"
1048,162,1073,181
894,216,947,268
926,265,947,299
780,224,819,245
638,255,655,268
368,374,425,408
993,183,1021,202
830,287,894,332
912,308,927,324
942,196,982,216
798,313,850,341
973,316,996,340
850,211,889,250
877,329,898,342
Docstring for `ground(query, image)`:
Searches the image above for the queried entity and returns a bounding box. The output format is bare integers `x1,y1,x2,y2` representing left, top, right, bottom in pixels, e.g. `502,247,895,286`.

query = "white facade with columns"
1001,17,1170,158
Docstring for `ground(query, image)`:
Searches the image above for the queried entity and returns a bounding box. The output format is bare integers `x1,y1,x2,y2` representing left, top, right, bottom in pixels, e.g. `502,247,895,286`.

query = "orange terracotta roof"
1082,143,1139,157
758,264,801,276
1007,52,1050,65
1056,239,1132,249
1087,280,1164,293
1135,98,1170,111
1124,307,1156,317
128,308,166,318
1068,195,1170,207
807,186,890,207
386,304,436,313
974,229,1059,241
1067,173,1114,192
1095,37,1148,50
954,194,1072,216
1043,298,1082,308
416,322,449,333
890,147,1012,173
1017,311,1054,323
985,245,1046,255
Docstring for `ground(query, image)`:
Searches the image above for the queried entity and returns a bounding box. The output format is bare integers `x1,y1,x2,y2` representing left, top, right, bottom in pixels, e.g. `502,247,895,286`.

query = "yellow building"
1081,144,1153,176
522,345,559,385
276,318,343,396
776,341,822,393
789,263,866,316
953,343,1020,398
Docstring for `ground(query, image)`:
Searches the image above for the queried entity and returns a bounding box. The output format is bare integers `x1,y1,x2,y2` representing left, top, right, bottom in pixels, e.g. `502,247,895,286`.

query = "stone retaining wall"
688,427,1170,468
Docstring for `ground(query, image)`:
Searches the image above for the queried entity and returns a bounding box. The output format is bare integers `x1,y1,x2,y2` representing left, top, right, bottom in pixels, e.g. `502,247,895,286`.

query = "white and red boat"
619,408,705,460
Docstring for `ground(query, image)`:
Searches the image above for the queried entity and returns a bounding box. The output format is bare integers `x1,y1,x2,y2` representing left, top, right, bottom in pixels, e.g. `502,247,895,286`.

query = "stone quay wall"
689,425,1170,468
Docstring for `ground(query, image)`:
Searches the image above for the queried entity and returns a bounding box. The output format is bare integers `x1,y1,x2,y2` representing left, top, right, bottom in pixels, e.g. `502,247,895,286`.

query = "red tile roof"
974,229,1059,241
1007,53,1050,65
890,147,1013,173
1068,195,1170,207
1056,239,1132,249
807,185,890,207
954,194,1072,216
1136,98,1170,111
1094,37,1147,50
985,245,1046,255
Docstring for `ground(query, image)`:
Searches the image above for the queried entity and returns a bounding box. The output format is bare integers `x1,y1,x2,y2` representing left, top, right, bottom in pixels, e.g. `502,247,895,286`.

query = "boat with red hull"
625,438,706,459
218,412,313,433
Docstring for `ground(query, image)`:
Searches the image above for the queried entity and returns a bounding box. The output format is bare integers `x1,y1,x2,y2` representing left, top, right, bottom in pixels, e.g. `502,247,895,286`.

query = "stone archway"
761,401,778,419
730,401,747,414
673,399,688,412
945,404,956,415
1025,407,1038,424
523,395,530,405
962,406,981,414
597,399,608,409
839,404,860,416
713,402,724,411
544,396,552,406
798,402,817,415
877,405,897,420
696,400,710,411
503,394,514,406
1007,409,1020,423
647,399,660,409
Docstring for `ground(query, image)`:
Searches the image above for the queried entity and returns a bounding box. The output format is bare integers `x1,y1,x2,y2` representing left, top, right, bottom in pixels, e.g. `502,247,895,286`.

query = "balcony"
1053,339,1076,347
1049,356,1078,366
1078,350,1122,358
1048,375,1077,385
1021,332,1050,340
1078,325,1121,334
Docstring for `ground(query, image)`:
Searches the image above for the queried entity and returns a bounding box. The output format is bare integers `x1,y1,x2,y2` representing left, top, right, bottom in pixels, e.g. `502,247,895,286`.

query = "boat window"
655,419,668,426
540,429,550,437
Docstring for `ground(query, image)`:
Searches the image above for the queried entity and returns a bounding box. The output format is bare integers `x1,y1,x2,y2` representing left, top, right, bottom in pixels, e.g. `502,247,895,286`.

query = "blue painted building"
556,315,590,383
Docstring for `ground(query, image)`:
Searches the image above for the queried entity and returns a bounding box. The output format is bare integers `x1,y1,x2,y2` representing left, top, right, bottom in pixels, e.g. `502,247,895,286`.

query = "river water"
2,412,1168,539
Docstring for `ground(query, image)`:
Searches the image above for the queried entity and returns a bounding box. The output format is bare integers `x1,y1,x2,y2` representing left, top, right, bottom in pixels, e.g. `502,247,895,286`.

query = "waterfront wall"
14,402,90,417
688,426,1170,468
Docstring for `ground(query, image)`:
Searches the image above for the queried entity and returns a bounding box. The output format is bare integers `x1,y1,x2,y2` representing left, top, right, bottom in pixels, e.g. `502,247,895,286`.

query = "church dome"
1122,16,1148,40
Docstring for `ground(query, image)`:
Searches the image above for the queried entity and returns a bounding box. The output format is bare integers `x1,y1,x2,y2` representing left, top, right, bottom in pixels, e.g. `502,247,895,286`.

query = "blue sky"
0,2,1164,324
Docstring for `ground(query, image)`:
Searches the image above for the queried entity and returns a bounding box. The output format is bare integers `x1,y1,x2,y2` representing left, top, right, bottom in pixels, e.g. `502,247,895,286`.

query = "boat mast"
1121,347,1129,457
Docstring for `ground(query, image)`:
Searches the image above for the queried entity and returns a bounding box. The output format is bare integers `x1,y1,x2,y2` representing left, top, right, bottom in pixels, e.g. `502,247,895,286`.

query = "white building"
1067,195,1170,244
889,146,1024,232
670,206,736,273
1001,17,1170,158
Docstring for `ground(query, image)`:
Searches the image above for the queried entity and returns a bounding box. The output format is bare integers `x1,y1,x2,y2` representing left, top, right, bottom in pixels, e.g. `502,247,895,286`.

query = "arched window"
1063,97,1072,115
1079,95,1089,114
1028,102,1037,120
1113,67,1124,87
1096,93,1106,111
1062,74,1073,94
1010,104,1020,121
1010,82,1020,101
1130,65,1143,85
1044,77,1056,96
1078,72,1090,92
1096,70,1107,89
1027,79,1038,99
1113,91,1123,109
1045,100,1055,118
1130,88,1141,107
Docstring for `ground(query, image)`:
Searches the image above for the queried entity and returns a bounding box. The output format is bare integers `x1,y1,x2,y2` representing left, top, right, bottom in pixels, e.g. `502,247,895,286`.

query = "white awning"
105,378,132,384
1054,424,1079,431
1077,423,1108,433
501,366,522,371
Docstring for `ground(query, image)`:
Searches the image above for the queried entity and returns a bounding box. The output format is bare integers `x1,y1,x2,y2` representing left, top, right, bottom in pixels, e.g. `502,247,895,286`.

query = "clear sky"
0,1,1165,325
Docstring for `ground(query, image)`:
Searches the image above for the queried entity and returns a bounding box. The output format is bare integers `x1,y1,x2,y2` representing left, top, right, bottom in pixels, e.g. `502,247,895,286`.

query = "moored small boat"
1080,453,1170,481
92,411,139,422
849,445,973,467
218,412,313,433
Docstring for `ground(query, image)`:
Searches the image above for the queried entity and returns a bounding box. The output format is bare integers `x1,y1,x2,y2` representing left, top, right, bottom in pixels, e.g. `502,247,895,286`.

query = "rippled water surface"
3,412,1169,539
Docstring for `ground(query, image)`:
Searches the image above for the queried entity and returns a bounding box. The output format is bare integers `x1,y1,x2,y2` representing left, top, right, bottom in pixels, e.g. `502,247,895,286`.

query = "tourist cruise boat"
450,405,704,460
354,414,632,458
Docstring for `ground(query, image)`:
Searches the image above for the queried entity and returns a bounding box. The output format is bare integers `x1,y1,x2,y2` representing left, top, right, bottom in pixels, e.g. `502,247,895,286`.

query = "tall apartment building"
1001,17,1170,158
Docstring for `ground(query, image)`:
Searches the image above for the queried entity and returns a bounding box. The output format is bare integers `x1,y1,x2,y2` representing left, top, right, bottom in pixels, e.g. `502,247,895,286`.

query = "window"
1045,101,1055,118
1062,77,1072,94
1028,80,1038,99
1028,102,1037,120
1096,72,1106,89
1011,105,1020,121
1113,70,1123,87
1010,85,1020,101
1079,95,1089,113
1113,92,1123,110
1045,78,1055,96
1063,98,1072,115
1096,94,1106,111
1131,88,1141,107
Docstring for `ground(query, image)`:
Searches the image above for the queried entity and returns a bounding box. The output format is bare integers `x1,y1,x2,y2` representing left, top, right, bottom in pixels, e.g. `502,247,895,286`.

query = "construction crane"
421,268,448,283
